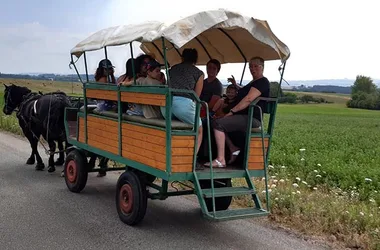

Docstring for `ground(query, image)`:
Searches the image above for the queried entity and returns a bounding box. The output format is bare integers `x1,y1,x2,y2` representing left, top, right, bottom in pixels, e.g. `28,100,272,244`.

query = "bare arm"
227,75,243,89
194,74,204,97
230,87,262,113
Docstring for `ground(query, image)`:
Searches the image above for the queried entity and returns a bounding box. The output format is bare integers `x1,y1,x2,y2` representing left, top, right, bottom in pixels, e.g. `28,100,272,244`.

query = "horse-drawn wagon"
63,9,290,225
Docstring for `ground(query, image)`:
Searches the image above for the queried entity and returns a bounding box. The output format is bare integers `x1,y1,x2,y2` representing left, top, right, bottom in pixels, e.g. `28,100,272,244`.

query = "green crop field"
1,79,379,249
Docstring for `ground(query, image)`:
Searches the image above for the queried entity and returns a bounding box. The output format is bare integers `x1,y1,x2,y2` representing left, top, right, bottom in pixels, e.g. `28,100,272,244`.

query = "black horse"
3,84,72,172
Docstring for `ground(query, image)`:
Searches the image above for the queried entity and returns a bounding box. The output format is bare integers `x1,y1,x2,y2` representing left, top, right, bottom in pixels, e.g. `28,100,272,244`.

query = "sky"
0,0,379,83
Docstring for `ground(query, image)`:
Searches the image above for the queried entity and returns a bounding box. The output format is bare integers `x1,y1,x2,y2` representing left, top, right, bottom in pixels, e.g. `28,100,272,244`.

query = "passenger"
116,58,135,85
204,57,270,168
94,58,116,177
121,60,165,118
135,54,154,78
161,48,204,159
94,59,116,112
200,59,223,117
210,84,238,119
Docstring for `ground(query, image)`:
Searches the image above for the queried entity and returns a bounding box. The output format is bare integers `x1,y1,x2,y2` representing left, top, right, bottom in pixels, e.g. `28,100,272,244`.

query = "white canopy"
70,9,290,65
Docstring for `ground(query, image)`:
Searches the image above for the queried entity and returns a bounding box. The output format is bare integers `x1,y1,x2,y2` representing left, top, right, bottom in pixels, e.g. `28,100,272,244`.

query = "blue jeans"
160,96,202,128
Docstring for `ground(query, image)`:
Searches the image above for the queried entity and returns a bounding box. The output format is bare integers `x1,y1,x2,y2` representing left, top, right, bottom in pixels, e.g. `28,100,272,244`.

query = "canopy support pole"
130,42,136,85
70,54,83,84
218,28,247,85
83,52,89,83
104,46,110,83
195,37,212,60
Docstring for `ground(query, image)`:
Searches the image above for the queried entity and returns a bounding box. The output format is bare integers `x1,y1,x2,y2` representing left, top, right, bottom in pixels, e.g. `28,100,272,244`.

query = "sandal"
204,159,226,168
228,150,240,165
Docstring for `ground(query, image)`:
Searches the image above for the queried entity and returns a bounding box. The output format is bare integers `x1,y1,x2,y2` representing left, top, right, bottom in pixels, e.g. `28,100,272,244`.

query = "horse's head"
3,84,31,115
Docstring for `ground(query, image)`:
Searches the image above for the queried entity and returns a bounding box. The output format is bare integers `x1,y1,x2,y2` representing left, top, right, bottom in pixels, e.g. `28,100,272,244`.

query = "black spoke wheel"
199,178,232,212
64,150,88,193
116,171,147,225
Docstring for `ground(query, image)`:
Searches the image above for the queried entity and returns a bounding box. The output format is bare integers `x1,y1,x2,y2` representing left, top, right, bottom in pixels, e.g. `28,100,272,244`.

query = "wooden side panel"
86,89,117,101
121,92,166,106
171,135,195,173
248,138,269,170
78,116,118,155
121,123,166,171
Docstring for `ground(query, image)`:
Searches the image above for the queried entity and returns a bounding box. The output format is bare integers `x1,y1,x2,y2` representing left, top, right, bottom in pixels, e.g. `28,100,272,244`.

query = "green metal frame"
66,34,288,222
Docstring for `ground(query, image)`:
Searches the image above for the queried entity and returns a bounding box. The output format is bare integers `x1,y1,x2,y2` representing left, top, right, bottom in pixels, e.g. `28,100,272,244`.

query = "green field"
284,90,351,104
1,80,379,248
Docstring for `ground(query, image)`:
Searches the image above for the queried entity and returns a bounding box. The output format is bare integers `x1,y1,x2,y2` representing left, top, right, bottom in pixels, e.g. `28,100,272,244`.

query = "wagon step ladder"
193,169,269,221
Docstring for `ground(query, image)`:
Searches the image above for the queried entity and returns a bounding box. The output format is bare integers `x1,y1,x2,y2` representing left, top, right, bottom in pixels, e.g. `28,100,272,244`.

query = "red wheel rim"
119,184,133,214
66,160,77,183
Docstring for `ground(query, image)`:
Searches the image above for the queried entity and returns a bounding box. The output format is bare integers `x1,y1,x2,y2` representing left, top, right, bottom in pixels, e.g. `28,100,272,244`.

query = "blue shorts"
161,96,202,128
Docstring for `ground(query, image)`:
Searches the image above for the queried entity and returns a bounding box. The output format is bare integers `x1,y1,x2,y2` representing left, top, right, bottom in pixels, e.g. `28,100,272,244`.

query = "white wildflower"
299,148,306,152
296,190,301,194
295,177,301,182
317,164,321,167
359,212,365,216
292,192,296,195
365,178,372,182
302,181,308,185
281,165,286,169
292,183,299,188
262,190,266,193
301,158,305,161
272,179,278,184
274,197,279,201
279,179,285,183
313,170,319,173
344,211,349,214
369,198,376,203
268,165,274,169
308,185,312,188
374,191,378,193
316,175,322,178
268,189,272,193
313,187,318,191
261,177,266,181
271,184,277,189
271,176,276,179
369,214,373,217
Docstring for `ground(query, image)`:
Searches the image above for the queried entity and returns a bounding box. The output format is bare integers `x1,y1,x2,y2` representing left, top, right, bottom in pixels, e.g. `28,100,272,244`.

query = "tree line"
346,75,380,110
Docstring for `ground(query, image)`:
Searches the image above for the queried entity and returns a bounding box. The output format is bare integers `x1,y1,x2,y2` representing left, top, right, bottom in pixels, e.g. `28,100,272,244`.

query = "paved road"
0,131,329,250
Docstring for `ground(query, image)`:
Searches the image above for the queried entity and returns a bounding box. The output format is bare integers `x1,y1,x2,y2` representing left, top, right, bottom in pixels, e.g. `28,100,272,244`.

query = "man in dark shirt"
204,57,270,168
200,59,223,103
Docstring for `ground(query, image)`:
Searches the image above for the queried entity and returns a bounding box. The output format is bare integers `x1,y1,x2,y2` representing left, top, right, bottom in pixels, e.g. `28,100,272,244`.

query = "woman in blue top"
204,57,270,168
161,48,204,155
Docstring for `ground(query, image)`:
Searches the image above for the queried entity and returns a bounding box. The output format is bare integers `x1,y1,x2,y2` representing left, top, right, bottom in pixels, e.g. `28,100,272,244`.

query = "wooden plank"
249,148,266,156
122,146,166,164
120,96,165,107
86,121,118,133
248,155,265,163
86,139,118,155
250,138,269,148
80,127,118,140
122,137,165,154
172,147,195,156
121,92,165,100
172,164,193,173
122,132,166,146
86,133,118,148
122,150,166,171
122,123,165,138
87,116,118,126
172,156,193,164
86,89,117,101
171,136,195,148
248,162,265,170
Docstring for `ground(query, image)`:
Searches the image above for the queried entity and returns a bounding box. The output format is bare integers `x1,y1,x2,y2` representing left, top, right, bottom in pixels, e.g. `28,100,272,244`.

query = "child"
121,60,165,119
211,84,238,119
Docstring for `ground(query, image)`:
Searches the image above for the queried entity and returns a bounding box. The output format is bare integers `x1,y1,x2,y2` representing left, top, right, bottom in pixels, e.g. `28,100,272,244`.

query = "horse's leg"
55,140,65,166
25,132,35,165
32,135,45,171
47,140,56,173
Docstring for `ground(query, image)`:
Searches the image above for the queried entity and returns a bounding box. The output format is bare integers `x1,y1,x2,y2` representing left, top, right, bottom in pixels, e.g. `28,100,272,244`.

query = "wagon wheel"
199,178,232,212
116,171,147,225
64,150,88,193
